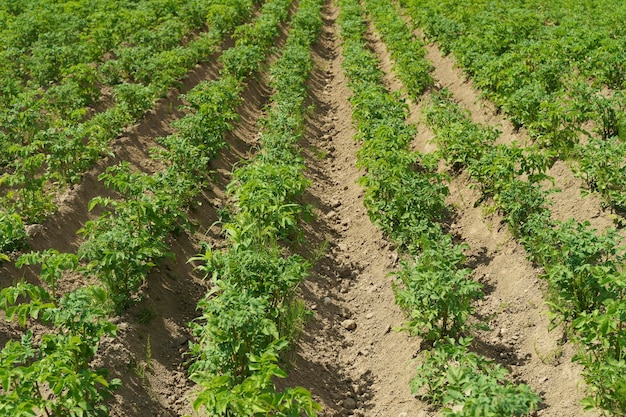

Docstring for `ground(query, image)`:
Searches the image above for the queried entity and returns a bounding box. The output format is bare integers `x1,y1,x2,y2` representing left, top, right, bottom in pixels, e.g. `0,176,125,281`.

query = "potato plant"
412,338,541,417
0,211,26,257
0,265,119,417
576,136,626,213
394,240,482,342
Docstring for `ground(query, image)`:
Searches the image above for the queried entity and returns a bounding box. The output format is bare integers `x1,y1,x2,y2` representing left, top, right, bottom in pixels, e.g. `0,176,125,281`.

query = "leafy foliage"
0,282,119,416
187,0,323,414
398,0,626,215
0,210,26,256
191,346,320,417
576,136,626,213
394,240,482,342
412,338,541,417
0,0,259,243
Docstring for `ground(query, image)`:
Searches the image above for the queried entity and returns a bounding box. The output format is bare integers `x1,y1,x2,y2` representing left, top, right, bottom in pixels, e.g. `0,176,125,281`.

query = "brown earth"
0,0,614,416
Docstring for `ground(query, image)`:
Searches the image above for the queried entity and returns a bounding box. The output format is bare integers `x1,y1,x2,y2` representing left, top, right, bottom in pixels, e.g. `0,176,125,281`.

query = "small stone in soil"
343,398,357,410
25,224,45,237
341,319,357,331
323,297,332,305
338,264,352,277
389,253,399,264
173,336,188,347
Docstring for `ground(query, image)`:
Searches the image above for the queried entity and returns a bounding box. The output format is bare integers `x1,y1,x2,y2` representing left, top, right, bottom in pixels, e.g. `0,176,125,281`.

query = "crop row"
398,0,626,217
361,0,431,101
0,0,294,414
0,0,261,251
186,0,324,414
338,0,541,415
424,91,626,415
1,0,214,92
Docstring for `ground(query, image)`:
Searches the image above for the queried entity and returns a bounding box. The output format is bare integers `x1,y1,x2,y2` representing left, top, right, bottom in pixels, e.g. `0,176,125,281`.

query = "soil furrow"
285,2,425,416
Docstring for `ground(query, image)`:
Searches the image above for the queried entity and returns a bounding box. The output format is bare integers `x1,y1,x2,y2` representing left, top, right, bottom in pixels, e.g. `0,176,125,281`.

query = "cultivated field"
1,0,625,416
